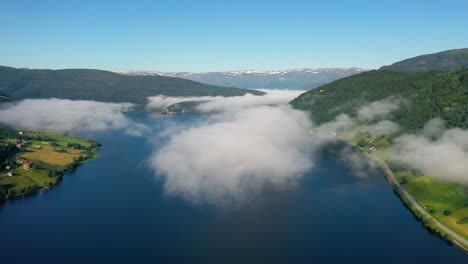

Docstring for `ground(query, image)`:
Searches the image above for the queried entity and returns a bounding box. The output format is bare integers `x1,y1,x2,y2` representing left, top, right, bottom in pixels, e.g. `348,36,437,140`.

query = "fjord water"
0,113,466,263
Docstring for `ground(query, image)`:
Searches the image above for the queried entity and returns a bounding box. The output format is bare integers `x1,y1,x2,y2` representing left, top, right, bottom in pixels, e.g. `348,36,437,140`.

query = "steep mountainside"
0,66,263,105
113,68,366,90
292,48,468,248
291,69,468,131
381,48,468,71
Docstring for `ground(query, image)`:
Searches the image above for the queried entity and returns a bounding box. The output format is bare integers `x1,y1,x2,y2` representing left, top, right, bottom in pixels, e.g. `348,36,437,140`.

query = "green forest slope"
381,48,468,71
290,69,468,131
0,66,263,105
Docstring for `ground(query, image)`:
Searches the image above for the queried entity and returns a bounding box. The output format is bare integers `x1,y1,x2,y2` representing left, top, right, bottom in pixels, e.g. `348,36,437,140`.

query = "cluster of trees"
66,153,94,172
0,143,18,166
0,125,18,138
0,125,21,169
47,169,63,178
53,147,68,153
20,133,55,141
88,141,101,149
0,184,40,200
67,141,100,151
66,155,85,171
67,142,85,149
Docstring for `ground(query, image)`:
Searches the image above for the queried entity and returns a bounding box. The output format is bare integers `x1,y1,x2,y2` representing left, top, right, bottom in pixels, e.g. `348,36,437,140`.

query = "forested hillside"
0,66,263,105
380,48,468,71
291,69,468,131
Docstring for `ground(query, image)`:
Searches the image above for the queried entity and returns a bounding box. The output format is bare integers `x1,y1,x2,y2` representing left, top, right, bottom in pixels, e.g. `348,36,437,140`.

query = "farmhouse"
23,161,34,170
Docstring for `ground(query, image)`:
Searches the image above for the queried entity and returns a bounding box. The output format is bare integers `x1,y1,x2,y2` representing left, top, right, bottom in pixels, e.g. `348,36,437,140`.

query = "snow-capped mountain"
112,68,367,90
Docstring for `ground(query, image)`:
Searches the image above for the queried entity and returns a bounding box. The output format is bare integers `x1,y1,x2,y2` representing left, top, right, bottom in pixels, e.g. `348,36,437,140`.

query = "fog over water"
0,90,467,202
0,93,467,263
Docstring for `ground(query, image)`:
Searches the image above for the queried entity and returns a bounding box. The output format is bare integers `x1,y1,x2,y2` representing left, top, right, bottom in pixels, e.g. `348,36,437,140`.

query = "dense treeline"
0,143,18,166
380,48,468,72
291,69,468,132
0,125,19,166
0,66,264,105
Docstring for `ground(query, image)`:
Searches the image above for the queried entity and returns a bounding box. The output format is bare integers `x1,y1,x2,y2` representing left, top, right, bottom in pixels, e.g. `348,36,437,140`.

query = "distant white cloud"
197,90,305,112
146,95,215,110
146,90,305,112
357,98,402,121
0,98,148,136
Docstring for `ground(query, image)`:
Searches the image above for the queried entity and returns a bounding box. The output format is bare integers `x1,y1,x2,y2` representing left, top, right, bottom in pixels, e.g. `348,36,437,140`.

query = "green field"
0,131,100,200
346,129,468,241
395,172,468,239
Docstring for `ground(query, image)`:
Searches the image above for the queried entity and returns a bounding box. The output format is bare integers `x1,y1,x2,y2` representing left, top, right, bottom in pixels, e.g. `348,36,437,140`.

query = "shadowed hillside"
0,66,264,105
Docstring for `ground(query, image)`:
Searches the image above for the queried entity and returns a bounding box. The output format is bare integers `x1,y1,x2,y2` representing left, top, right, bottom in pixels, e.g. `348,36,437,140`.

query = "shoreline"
0,155,96,202
370,155,468,252
0,131,101,201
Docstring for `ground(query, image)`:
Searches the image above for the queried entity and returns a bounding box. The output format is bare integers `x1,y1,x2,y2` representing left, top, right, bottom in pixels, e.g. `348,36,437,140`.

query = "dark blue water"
0,113,466,263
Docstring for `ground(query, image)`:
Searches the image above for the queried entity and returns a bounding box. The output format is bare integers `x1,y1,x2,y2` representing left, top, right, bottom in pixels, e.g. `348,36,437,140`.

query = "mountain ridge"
291,48,468,131
0,66,263,105
113,68,367,90
380,48,468,71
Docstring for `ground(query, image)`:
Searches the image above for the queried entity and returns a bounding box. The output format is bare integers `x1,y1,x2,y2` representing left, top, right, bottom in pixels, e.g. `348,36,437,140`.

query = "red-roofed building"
23,161,34,170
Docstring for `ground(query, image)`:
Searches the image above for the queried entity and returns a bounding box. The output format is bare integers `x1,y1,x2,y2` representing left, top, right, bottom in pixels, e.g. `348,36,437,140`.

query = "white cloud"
314,113,355,137
392,127,468,184
197,90,305,112
146,95,414,205
367,120,400,136
0,98,148,136
146,90,305,112
146,95,215,110
357,98,402,121
340,146,378,178
150,105,316,205
423,118,446,139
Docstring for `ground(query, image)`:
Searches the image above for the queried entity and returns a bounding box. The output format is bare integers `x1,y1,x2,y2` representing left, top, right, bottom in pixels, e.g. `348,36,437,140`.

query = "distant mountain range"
112,68,367,90
0,66,263,105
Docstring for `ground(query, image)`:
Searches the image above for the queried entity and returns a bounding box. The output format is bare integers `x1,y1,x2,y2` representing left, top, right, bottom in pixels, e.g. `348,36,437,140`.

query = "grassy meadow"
395,172,468,239
347,130,468,241
0,132,100,200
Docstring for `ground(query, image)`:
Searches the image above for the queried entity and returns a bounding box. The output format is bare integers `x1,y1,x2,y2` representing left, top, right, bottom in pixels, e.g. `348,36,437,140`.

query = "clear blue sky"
1,0,468,72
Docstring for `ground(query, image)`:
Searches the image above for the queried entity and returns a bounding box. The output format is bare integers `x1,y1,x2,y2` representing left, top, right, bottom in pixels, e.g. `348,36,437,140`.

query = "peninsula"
0,126,100,200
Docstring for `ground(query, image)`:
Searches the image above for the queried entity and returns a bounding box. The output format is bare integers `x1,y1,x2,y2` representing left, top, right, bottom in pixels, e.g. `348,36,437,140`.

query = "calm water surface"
0,113,467,263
